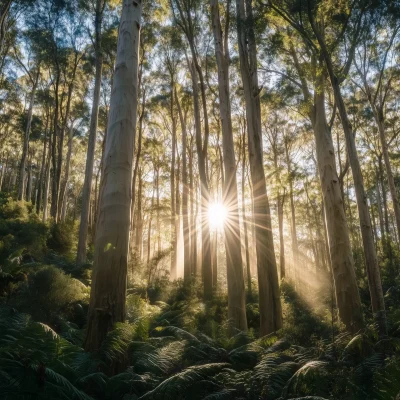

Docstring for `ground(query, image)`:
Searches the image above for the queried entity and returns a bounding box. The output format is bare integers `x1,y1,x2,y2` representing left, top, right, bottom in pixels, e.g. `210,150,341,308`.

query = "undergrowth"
1,197,400,399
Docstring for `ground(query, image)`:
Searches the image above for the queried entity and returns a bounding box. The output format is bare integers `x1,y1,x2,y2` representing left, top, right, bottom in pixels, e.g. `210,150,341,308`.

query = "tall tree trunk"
77,0,104,264
176,90,190,282
170,83,177,279
50,69,60,220
60,124,74,221
84,0,142,352
236,0,282,334
0,152,8,190
26,155,32,201
211,0,247,330
43,129,52,222
189,62,212,298
131,89,145,251
18,69,39,201
135,171,143,260
36,117,49,214
284,140,298,273
175,153,181,270
156,166,161,253
241,128,251,295
315,31,386,333
189,143,197,278
310,74,364,333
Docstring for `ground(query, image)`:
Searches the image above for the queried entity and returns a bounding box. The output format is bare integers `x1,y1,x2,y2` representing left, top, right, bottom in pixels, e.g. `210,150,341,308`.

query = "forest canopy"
1,0,400,398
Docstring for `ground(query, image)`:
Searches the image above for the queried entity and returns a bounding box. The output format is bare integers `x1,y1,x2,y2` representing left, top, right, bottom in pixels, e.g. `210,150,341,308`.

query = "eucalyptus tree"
210,0,247,331
353,10,400,244
236,0,283,334
14,53,40,201
171,0,212,298
268,0,385,334
77,0,108,264
264,3,364,333
84,0,142,351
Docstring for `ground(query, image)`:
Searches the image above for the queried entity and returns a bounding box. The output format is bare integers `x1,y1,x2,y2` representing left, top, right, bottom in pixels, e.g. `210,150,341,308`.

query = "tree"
84,0,142,351
236,0,282,334
210,0,247,331
76,0,106,263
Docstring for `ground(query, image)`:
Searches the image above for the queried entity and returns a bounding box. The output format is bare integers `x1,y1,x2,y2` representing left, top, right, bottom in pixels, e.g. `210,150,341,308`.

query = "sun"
208,202,228,230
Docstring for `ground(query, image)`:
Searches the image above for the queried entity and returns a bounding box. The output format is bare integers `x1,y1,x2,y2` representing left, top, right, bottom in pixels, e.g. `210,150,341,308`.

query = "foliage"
8,265,88,324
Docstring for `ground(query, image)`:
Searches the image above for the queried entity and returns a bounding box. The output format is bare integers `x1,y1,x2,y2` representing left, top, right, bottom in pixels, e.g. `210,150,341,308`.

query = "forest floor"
0,195,400,400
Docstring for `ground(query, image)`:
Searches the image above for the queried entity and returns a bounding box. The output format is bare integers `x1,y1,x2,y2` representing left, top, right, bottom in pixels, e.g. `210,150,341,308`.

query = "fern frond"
138,363,230,400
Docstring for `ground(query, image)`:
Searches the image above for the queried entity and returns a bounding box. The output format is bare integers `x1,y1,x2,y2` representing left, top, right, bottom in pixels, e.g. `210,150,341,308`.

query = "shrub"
10,265,88,323
0,198,49,266
47,220,77,256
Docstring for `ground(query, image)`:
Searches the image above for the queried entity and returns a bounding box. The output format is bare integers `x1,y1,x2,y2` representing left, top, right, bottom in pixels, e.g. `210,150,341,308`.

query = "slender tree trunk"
189,144,197,278
284,140,298,270
26,156,32,201
135,173,144,260
77,0,104,264
50,69,61,220
175,153,181,270
18,69,39,201
241,129,251,295
43,129,52,222
189,62,212,298
320,48,386,334
0,152,8,190
156,167,161,253
36,119,49,214
60,124,74,221
131,89,145,251
177,90,190,282
376,169,386,246
170,84,177,279
84,0,142,351
211,0,247,330
236,0,282,334
211,231,218,290
147,186,155,265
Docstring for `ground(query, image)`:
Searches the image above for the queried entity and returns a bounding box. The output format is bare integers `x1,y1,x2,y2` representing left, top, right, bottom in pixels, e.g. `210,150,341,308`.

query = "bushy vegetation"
1,197,400,400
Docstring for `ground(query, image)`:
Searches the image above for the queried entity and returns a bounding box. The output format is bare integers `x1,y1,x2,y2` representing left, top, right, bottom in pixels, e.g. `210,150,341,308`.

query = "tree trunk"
84,0,142,352
211,0,247,330
189,143,197,278
18,69,39,201
310,75,364,333
320,50,386,334
241,129,251,295
170,83,177,279
0,152,8,190
177,90,190,282
156,166,161,253
284,140,298,273
60,124,74,221
77,0,104,264
36,118,49,214
131,89,145,252
135,171,143,259
26,156,32,201
43,129,52,222
189,61,212,298
0,0,12,72
236,0,282,334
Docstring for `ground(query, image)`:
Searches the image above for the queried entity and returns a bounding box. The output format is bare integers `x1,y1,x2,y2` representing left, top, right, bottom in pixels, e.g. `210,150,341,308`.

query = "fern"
138,363,230,400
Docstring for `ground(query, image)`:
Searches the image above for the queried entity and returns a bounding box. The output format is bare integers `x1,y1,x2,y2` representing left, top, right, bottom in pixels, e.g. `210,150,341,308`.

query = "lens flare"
208,202,227,230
